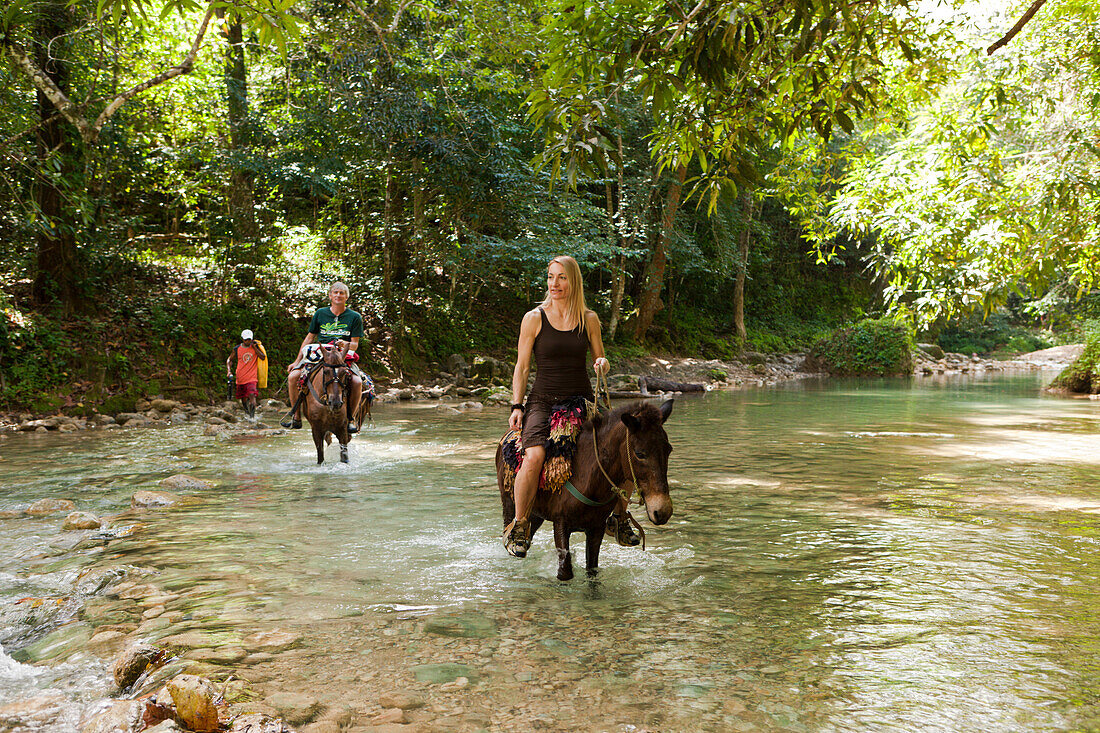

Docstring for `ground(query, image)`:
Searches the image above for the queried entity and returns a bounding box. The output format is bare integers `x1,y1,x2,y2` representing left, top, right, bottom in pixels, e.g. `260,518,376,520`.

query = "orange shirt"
235,344,261,384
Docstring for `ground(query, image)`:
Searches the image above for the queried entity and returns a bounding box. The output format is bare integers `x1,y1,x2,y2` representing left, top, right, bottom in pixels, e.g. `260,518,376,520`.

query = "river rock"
378,692,425,710
0,510,24,519
20,417,59,431
150,399,181,412
167,674,221,732
0,692,66,728
228,713,294,733
145,720,184,733
243,629,300,652
86,628,129,656
25,498,77,516
435,404,461,415
185,646,247,664
373,708,407,724
113,642,168,689
81,699,145,733
64,511,102,530
159,474,214,490
132,491,181,508
263,692,322,725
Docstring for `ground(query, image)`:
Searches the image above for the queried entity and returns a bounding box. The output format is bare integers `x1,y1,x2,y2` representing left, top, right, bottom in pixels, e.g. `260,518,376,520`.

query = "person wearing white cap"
227,329,266,419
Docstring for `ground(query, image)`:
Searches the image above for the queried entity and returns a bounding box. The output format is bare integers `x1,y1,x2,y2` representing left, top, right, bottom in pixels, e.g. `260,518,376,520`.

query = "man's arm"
254,341,267,360
226,350,236,377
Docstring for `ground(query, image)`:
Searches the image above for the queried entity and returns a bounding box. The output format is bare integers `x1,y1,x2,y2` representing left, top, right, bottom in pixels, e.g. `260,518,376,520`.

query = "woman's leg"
513,445,545,524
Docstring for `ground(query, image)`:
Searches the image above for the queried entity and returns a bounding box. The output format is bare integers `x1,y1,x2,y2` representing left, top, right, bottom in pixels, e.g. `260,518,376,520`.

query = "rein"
306,362,347,407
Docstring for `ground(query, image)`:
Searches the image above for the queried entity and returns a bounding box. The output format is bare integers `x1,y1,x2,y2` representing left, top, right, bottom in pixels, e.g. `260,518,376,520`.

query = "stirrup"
502,518,530,558
280,416,301,429
347,422,359,434
606,512,642,548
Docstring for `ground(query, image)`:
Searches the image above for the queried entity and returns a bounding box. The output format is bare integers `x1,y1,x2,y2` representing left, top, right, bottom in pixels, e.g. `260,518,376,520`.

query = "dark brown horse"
303,343,352,464
496,399,675,580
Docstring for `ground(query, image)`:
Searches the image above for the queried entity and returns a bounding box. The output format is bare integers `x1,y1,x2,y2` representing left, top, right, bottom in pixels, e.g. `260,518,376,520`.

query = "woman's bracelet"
511,403,525,413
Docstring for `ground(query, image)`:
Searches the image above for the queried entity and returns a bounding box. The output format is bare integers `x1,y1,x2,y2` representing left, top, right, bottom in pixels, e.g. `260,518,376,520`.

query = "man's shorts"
235,381,259,400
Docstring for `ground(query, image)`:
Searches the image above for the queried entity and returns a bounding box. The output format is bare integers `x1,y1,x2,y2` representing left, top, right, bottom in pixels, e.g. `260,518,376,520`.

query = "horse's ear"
659,398,674,424
621,412,641,433
337,341,350,358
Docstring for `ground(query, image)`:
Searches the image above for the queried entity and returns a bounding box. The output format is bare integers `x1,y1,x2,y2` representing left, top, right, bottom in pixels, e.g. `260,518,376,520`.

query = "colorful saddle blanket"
500,396,596,495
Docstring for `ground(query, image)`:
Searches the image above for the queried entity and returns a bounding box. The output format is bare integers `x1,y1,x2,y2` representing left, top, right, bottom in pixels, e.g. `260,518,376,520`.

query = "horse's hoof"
557,567,574,581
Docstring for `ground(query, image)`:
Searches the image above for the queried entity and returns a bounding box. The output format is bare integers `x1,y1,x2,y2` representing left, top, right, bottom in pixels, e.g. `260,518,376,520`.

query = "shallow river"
3,372,1100,732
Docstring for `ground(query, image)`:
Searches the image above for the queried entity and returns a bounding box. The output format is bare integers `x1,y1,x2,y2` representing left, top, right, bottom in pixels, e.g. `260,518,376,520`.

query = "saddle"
298,359,377,421
500,396,595,495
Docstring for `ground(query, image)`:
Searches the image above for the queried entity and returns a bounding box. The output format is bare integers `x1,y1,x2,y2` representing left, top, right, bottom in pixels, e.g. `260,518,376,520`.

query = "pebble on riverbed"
63,511,102,530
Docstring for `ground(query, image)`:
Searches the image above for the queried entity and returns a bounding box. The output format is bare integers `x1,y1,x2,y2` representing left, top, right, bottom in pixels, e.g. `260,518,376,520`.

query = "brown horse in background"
303,343,352,464
496,399,675,580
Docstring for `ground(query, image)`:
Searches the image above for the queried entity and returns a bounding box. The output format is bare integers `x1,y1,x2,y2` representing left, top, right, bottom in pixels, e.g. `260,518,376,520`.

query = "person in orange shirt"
227,329,267,419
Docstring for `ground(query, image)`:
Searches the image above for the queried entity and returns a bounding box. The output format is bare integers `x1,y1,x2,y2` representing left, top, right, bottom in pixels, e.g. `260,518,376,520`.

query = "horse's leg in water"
528,516,544,541
584,526,603,577
312,422,326,464
553,521,574,581
335,422,350,463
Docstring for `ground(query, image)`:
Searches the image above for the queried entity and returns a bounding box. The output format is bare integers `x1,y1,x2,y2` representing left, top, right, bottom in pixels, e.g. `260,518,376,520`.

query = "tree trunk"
382,161,397,301
733,188,754,341
223,11,260,271
632,164,686,341
31,3,80,308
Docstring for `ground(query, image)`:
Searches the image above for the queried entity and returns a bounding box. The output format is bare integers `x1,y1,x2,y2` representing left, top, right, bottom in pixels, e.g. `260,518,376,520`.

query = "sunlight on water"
2,373,1100,730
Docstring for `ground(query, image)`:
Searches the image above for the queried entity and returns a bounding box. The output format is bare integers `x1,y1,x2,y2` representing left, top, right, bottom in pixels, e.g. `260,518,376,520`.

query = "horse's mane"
586,400,663,438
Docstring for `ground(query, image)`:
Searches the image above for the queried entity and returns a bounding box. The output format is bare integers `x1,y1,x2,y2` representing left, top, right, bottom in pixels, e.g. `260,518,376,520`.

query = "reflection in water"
1,372,1100,730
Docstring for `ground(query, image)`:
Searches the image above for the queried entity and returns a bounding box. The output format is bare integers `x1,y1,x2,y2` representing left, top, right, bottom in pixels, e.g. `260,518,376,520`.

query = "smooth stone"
112,642,168,689
167,674,221,732
63,511,102,530
159,474,214,490
150,399,181,412
262,692,322,725
146,720,185,733
410,663,479,685
243,630,300,652
81,699,145,733
131,491,182,508
0,692,66,727
86,629,129,656
377,692,425,710
422,614,497,639
184,646,247,664
25,498,77,516
0,510,22,519
373,709,406,724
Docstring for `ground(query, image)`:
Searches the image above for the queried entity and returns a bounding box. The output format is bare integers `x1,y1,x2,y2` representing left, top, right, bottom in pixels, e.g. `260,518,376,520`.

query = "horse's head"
317,342,350,410
613,399,674,525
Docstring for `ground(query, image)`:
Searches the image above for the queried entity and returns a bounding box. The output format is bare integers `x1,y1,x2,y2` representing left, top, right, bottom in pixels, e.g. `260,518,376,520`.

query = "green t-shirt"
308,307,364,344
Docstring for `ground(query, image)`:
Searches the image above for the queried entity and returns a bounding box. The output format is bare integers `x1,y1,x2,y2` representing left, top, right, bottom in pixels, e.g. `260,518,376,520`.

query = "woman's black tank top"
530,308,593,400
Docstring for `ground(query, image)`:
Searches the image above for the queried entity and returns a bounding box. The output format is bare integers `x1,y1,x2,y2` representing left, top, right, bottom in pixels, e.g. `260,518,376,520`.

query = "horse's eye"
634,449,647,460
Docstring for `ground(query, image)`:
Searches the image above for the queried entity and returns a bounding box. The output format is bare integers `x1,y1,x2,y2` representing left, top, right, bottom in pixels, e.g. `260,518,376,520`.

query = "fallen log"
638,376,706,394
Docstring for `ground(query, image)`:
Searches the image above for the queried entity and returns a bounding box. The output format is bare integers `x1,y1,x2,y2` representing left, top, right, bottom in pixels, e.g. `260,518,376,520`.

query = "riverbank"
1,345,1083,435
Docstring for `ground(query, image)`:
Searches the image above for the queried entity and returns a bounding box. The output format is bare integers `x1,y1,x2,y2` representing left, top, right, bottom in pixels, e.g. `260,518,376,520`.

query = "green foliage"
811,317,915,376
1049,320,1100,394
937,312,1051,356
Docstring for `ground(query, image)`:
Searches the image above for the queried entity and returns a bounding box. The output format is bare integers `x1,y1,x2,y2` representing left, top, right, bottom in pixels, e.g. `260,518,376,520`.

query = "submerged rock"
112,642,168,689
262,692,322,725
80,699,145,733
25,498,77,516
159,474,214,490
228,713,294,733
0,692,66,728
166,674,221,732
64,511,102,530
132,491,181,508
242,629,300,652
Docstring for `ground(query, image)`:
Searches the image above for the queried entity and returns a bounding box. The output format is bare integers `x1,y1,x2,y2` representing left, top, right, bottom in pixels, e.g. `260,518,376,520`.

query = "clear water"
3,372,1100,731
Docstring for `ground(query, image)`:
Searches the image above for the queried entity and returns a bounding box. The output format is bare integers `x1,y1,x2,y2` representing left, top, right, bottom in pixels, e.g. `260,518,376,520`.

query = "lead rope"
590,425,646,550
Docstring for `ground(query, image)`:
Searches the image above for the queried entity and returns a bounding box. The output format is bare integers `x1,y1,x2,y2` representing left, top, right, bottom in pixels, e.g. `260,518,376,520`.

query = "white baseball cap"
241,329,253,340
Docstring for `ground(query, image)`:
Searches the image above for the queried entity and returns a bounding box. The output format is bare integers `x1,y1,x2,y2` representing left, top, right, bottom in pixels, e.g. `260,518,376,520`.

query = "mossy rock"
809,317,915,376
1049,321,1100,394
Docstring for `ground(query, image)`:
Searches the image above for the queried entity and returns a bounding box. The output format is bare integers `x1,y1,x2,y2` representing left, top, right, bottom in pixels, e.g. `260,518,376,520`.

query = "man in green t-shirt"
282,282,365,432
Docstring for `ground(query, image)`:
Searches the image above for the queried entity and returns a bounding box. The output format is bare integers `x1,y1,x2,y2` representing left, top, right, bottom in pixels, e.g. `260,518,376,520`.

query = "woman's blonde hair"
540,255,589,334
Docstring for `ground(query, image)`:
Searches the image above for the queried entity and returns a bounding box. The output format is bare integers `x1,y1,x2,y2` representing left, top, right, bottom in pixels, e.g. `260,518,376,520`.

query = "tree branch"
89,2,217,142
987,0,1047,55
6,43,92,139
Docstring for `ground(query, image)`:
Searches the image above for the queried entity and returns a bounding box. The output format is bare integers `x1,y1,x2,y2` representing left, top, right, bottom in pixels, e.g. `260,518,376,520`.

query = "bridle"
305,361,348,407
